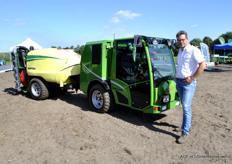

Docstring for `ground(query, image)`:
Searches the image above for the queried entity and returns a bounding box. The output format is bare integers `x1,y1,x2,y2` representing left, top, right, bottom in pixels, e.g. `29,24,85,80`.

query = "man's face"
177,34,188,49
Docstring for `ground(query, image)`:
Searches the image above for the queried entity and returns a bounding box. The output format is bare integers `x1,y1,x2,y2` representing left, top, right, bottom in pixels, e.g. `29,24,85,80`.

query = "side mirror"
29,46,34,51
171,39,176,49
152,39,158,45
134,35,143,48
171,39,176,45
167,39,172,46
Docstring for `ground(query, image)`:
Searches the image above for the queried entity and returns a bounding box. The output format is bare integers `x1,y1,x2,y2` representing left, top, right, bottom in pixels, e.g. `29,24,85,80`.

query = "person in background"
175,30,206,144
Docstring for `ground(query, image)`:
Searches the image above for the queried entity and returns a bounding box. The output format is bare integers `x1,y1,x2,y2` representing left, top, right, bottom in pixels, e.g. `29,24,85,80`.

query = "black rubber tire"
29,78,50,100
88,84,115,113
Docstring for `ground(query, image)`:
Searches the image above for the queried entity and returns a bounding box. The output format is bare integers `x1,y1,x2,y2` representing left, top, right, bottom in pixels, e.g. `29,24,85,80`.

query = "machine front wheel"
89,84,114,113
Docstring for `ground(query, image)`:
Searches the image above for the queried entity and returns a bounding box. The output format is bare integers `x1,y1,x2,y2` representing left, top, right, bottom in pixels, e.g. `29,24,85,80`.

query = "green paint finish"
80,35,180,114
27,55,61,62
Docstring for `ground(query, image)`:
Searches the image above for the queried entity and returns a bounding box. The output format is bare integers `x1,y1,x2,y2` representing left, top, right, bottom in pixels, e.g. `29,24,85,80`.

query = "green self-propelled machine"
80,35,181,114
12,35,181,114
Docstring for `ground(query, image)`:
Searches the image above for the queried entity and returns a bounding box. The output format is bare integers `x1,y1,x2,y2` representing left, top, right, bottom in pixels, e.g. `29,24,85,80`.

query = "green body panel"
80,36,180,114
80,40,113,94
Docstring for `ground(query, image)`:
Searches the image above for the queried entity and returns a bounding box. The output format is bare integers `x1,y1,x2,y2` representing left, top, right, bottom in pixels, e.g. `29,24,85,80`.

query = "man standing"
175,30,206,144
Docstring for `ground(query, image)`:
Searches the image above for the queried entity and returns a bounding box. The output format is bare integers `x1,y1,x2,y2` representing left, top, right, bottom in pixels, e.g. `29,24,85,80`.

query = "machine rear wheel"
89,84,114,113
29,78,50,100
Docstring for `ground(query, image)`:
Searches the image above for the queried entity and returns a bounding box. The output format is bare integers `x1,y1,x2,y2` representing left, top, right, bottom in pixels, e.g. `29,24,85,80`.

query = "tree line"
52,31,232,56
189,31,232,55
0,53,10,62
51,45,85,55
1,32,230,63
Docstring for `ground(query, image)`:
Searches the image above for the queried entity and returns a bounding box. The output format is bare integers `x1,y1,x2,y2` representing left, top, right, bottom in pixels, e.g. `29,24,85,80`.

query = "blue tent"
214,41,232,49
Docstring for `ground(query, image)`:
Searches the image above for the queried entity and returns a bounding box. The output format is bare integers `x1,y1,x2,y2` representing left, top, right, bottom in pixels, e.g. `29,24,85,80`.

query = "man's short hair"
176,30,188,38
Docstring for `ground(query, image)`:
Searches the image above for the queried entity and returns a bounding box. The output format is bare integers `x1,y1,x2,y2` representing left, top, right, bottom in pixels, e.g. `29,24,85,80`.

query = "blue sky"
1,0,231,52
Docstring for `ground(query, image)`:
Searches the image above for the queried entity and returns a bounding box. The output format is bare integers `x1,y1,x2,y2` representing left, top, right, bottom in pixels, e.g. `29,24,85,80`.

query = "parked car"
0,60,6,66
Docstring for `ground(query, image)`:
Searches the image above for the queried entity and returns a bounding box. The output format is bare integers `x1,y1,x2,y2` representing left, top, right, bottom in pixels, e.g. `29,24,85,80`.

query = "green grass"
0,53,11,63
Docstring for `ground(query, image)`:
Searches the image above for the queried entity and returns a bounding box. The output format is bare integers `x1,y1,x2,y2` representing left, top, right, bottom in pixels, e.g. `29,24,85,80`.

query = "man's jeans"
176,79,196,135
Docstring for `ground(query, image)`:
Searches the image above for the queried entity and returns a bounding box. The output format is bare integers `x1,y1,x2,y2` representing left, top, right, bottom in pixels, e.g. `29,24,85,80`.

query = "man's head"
176,30,189,50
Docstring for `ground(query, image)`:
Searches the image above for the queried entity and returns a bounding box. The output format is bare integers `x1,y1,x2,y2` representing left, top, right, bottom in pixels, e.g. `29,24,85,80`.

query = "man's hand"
184,62,206,85
184,76,194,85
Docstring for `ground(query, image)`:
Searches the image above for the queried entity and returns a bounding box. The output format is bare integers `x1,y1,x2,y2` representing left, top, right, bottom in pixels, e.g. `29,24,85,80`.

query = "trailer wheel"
89,84,114,113
29,78,50,100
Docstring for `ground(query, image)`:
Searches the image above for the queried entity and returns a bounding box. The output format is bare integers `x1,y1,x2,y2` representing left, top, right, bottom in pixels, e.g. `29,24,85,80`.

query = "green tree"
77,45,85,55
172,43,179,56
220,32,232,43
190,38,202,46
74,45,85,55
74,45,80,53
0,53,10,62
213,32,232,55
203,36,213,53
214,31,232,44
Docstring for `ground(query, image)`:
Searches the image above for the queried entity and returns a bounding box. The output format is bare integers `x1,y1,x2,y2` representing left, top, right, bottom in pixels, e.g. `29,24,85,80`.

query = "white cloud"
115,10,141,19
110,17,120,23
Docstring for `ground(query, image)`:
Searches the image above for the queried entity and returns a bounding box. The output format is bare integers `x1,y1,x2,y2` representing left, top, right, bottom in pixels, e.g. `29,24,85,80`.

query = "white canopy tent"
7,38,43,72
10,38,43,52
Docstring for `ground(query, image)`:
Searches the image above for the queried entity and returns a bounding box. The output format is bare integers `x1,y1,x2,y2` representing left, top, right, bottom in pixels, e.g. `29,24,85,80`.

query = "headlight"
162,95,170,103
176,101,180,106
162,105,167,111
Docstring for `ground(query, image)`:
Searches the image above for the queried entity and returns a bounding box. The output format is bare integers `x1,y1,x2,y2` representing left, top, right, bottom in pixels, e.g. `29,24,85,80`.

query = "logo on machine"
28,67,36,70
169,87,174,93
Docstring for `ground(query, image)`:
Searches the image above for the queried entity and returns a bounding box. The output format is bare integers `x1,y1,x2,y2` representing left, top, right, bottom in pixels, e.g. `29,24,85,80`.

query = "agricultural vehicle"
11,47,81,99
12,35,181,114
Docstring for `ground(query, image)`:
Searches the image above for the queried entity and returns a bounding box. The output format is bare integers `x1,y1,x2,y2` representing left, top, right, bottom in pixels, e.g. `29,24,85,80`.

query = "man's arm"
184,61,206,84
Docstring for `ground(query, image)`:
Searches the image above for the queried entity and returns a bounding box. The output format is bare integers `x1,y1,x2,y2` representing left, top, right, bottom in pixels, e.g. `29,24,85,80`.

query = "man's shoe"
177,132,189,144
174,127,191,133
174,127,182,132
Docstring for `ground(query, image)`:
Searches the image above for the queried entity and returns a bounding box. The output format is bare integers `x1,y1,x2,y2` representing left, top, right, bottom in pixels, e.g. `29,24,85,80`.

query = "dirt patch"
0,64,232,163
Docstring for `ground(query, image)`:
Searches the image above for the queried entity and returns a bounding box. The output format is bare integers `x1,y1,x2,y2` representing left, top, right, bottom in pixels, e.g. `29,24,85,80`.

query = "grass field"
0,53,11,64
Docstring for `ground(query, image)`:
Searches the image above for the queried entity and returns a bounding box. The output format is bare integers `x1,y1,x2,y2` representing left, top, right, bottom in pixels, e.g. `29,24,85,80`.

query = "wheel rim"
92,90,103,109
31,82,41,97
